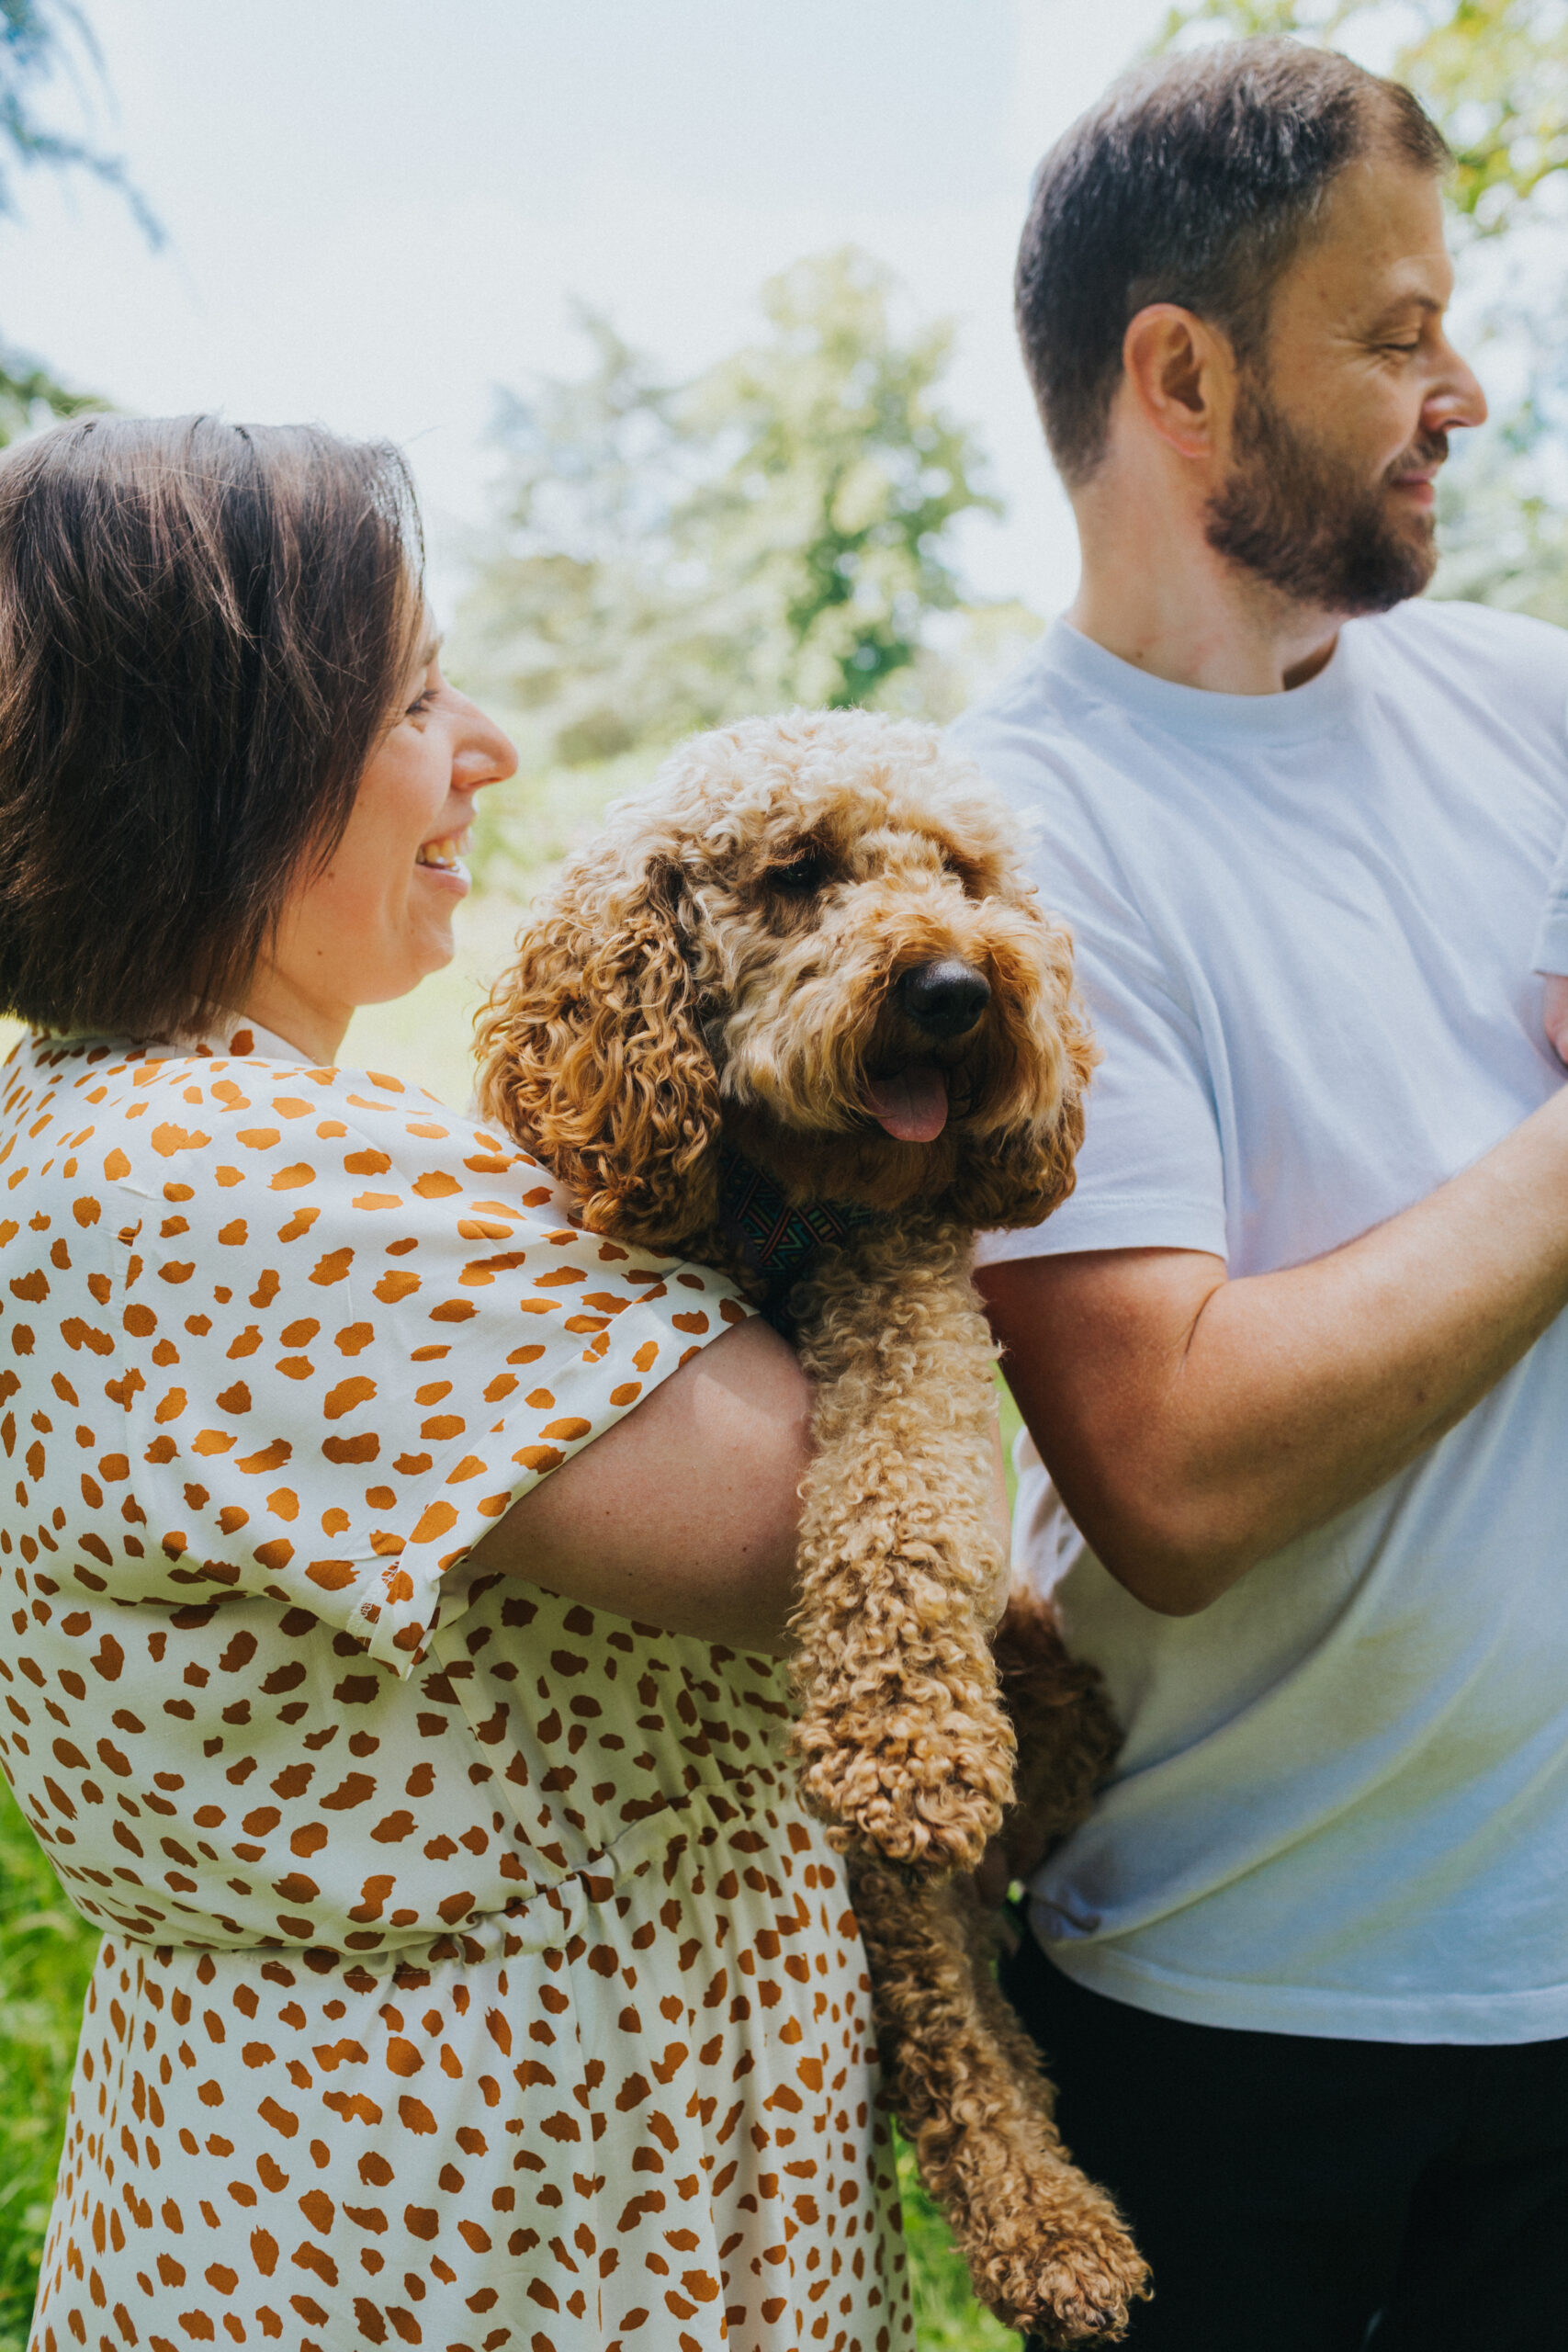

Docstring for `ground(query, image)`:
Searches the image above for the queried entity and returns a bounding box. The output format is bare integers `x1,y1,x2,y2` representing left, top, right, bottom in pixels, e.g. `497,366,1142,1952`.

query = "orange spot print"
151,1123,212,1157
373,1270,419,1304
634,1341,660,1372
323,1375,377,1421
323,1432,379,1465
192,1430,236,1456
344,1149,392,1176
412,1171,461,1200
277,1206,320,1241
541,1419,592,1443
103,1148,130,1180
268,1163,314,1191
266,1487,299,1523
410,1501,457,1544
444,1455,486,1486
321,1508,351,1535
335,1322,375,1356
236,1128,281,1150
611,1383,642,1408
213,1165,244,1188
218,1218,248,1246
236,1440,293,1475
310,1247,354,1286
307,1558,355,1591
513,1445,563,1475
353,1192,401,1212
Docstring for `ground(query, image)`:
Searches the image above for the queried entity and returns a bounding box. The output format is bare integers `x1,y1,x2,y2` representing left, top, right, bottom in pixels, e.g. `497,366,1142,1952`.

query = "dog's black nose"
897,957,991,1039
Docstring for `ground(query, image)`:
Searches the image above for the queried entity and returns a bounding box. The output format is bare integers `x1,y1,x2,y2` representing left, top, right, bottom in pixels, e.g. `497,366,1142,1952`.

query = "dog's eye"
770,851,829,897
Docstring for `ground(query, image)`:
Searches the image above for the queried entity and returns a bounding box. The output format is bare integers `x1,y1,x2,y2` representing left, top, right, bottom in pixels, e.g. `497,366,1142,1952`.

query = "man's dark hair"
0,413,424,1038
1016,38,1450,486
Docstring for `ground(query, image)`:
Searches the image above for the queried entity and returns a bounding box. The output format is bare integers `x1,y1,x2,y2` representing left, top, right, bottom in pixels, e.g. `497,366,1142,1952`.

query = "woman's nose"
453,701,519,796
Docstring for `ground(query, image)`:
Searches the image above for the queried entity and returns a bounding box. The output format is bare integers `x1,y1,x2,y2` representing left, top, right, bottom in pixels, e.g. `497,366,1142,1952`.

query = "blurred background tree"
1163,0,1568,617
0,0,154,442
457,247,1039,893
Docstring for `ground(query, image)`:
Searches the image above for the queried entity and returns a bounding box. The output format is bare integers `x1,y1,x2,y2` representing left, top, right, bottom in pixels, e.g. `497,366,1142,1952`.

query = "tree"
1162,0,1568,614
457,249,1027,890
0,0,154,442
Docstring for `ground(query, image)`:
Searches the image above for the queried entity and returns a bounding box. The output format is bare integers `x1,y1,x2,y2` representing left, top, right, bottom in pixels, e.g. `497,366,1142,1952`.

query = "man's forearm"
982,1084,1568,1613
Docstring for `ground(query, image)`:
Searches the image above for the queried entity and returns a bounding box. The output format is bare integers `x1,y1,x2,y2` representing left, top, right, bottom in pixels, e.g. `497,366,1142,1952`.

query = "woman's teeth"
415,830,470,873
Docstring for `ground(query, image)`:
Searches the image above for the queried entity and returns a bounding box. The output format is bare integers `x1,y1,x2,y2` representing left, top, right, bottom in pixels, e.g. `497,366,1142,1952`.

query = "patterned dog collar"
716,1142,876,1334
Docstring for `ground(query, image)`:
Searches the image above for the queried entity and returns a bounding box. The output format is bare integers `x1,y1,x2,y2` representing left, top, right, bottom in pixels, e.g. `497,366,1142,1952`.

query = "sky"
2,0,1177,624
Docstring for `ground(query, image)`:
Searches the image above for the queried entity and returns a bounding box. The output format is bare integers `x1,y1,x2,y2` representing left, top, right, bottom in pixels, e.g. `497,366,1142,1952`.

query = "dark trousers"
998,1923,1568,2352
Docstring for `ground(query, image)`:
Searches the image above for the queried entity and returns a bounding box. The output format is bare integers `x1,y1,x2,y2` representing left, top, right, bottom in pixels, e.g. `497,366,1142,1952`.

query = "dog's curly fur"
476,709,1149,2341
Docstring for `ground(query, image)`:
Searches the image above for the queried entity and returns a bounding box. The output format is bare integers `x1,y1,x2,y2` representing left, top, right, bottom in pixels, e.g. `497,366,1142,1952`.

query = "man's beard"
1205,373,1444,616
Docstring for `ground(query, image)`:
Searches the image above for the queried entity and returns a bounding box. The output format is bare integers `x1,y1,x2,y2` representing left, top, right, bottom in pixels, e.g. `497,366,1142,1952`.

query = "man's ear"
1121,302,1236,464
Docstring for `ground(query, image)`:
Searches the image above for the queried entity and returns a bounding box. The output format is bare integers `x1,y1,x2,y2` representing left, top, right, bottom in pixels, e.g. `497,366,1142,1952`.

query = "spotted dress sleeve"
13,1045,751,1671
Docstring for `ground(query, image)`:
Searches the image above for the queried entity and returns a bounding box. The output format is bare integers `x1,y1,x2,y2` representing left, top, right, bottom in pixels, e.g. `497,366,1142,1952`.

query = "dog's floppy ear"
942,982,1098,1232
475,850,722,1248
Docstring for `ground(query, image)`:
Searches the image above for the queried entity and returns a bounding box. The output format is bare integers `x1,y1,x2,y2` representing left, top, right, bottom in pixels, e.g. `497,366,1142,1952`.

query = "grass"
0,1779,99,2352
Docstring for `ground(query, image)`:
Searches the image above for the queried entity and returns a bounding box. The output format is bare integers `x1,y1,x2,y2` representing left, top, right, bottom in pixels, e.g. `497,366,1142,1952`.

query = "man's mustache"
1387,429,1450,481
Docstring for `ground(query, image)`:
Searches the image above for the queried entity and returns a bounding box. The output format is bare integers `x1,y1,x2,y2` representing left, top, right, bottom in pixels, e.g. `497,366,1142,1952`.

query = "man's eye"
1381,342,1420,356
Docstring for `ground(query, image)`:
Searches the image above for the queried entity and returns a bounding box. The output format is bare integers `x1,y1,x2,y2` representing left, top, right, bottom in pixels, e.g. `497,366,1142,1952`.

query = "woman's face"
247,624,517,1061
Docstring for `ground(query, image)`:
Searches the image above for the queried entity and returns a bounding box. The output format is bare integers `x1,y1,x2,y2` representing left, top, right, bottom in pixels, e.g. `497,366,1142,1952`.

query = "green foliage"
457,248,1030,896
0,1771,98,2351
0,0,157,237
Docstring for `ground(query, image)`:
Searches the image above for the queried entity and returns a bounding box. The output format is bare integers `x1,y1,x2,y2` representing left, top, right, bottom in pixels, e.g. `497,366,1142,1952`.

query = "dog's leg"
850,1851,1149,2344
788,1223,1013,1871
994,1579,1123,1859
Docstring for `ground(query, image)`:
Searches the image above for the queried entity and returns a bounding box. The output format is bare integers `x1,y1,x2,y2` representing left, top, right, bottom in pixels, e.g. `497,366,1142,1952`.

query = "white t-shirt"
953,600,1568,2044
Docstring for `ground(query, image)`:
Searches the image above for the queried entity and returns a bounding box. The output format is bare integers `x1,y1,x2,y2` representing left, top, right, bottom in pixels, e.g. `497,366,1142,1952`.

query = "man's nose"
1426,341,1488,435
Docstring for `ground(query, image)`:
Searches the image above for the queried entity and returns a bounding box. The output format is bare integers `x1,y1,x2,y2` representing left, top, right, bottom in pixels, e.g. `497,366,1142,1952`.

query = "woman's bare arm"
469,1317,812,1651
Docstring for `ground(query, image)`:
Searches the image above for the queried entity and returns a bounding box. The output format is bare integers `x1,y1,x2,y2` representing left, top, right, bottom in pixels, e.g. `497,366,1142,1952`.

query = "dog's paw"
973,2213,1150,2344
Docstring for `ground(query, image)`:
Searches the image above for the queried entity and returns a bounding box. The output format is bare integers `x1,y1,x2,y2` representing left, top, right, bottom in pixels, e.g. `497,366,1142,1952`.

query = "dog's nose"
897,957,991,1039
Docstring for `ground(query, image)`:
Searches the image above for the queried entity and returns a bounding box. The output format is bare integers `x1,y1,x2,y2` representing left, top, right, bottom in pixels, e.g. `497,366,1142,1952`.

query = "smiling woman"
0,417,910,2352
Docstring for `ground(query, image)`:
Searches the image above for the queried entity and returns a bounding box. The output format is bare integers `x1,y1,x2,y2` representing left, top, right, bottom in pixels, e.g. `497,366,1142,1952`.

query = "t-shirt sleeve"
91,1060,753,1673
950,720,1229,1271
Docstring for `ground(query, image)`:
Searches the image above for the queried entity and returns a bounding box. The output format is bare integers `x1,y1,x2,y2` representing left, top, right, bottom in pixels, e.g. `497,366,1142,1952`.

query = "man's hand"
981,1081,1568,1616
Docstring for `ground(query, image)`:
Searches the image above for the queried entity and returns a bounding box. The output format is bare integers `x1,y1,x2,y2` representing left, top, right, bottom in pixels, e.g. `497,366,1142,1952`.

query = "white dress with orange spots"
0,1025,910,2352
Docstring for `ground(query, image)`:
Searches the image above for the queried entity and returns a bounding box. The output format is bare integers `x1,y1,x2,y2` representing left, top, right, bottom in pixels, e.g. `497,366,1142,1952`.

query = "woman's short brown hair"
0,414,424,1038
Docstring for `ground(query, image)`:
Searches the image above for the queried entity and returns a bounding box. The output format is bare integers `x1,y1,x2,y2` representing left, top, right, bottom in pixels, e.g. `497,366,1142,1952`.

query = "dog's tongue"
865,1064,948,1143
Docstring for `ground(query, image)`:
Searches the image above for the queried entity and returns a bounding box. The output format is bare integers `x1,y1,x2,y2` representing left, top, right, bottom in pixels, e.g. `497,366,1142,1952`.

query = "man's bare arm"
470,1317,812,1651
980,1083,1568,1617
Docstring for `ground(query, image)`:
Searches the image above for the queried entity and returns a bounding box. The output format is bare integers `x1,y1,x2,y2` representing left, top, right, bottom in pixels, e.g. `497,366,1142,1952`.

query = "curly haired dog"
475,709,1149,2342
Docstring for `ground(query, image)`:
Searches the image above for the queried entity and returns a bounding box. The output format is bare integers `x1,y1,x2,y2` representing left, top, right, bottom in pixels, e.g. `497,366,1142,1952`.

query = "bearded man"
953,39,1568,2352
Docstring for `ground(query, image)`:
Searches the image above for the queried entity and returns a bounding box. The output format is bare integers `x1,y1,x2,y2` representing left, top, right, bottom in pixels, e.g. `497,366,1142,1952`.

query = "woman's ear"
475,853,722,1248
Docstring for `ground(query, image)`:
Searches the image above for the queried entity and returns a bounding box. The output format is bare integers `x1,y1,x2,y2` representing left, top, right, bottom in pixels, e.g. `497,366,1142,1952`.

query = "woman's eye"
405,688,436,718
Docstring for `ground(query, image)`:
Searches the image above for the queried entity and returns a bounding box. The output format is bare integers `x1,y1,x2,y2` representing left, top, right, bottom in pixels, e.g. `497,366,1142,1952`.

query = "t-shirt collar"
1044,614,1361,747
